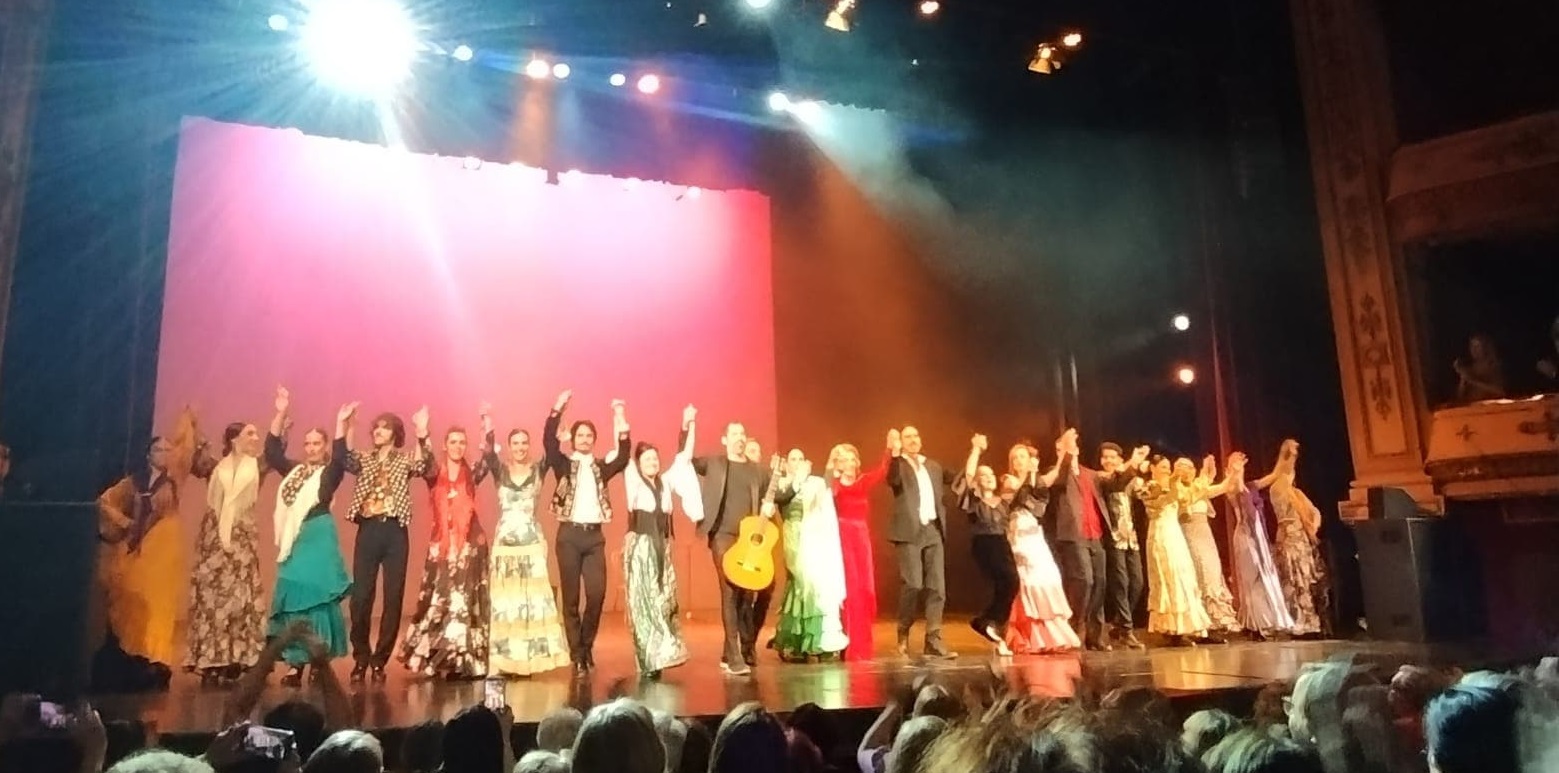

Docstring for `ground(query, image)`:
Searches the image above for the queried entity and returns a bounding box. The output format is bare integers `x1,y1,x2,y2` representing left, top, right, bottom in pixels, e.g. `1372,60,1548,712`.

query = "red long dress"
831,455,888,661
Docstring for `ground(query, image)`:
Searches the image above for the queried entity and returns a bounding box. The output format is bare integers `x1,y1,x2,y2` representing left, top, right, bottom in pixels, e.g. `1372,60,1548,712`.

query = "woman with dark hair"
441,705,512,773
98,407,213,673
185,418,270,684
621,406,699,678
1202,729,1323,773
1253,440,1327,637
772,447,849,663
710,702,789,773
399,416,492,679
482,405,570,677
264,387,352,685
572,699,663,773
1424,684,1520,773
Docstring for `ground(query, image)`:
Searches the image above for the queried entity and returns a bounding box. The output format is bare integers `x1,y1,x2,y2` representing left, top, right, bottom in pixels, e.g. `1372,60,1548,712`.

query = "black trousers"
555,522,607,662
710,532,773,666
1055,538,1107,645
1104,543,1144,630
350,518,410,667
970,534,1019,637
892,525,947,644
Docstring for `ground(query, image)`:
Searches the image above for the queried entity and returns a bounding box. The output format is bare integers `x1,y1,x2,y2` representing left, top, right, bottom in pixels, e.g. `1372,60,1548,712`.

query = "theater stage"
88,617,1489,741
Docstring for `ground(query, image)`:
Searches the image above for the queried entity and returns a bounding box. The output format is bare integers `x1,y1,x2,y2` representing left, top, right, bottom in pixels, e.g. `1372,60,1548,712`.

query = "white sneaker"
995,640,1013,657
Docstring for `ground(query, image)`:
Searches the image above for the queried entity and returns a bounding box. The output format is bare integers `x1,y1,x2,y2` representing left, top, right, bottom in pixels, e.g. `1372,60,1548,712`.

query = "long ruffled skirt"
1007,532,1081,653
488,533,571,676
106,518,185,666
185,508,266,671
268,514,351,666
624,532,688,673
399,535,491,678
1181,514,1241,632
1145,515,1212,636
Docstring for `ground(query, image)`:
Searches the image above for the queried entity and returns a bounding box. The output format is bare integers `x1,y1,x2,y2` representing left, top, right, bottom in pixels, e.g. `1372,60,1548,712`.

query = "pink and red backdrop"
155,117,776,618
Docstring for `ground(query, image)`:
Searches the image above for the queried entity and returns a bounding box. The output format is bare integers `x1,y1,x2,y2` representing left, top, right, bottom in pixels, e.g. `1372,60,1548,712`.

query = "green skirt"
268,513,352,666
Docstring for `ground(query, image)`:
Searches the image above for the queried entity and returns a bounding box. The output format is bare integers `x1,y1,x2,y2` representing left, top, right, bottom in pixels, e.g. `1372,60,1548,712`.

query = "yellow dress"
97,409,202,666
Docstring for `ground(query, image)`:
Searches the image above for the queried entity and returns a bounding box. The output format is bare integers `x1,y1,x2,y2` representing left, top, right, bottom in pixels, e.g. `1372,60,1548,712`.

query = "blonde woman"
827,436,891,661
1136,456,1211,644
1177,456,1241,638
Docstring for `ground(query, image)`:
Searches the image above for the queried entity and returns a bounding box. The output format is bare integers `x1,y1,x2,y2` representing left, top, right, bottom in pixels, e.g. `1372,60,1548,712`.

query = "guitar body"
722,515,780,591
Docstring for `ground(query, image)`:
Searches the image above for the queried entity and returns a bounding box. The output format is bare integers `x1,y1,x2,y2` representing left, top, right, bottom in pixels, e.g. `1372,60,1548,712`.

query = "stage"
88,617,1493,739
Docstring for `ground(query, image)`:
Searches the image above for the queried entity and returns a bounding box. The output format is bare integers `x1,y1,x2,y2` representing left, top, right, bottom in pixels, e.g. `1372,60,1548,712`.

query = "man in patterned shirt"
1097,441,1150,650
334,401,433,682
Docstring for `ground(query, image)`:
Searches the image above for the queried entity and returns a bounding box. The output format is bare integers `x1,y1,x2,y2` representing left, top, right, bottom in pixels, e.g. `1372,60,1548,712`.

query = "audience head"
398,720,443,773
1182,709,1242,759
441,705,505,773
301,730,382,773
536,708,584,754
513,751,569,773
678,719,713,773
107,751,216,773
263,701,328,762
651,710,687,773
710,702,788,773
885,716,946,773
784,728,824,773
1424,684,1520,773
785,702,837,759
1101,687,1174,730
921,700,1091,773
571,698,662,773
912,684,964,722
1203,729,1323,773
1251,682,1293,733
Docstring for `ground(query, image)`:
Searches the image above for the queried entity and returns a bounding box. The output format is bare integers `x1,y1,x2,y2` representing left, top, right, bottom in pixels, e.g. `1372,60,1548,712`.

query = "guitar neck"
760,462,782,507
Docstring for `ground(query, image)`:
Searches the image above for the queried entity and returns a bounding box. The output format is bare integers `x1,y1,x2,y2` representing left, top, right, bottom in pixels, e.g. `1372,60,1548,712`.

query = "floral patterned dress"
485,441,571,676
1270,475,1327,635
399,458,491,678
185,453,268,672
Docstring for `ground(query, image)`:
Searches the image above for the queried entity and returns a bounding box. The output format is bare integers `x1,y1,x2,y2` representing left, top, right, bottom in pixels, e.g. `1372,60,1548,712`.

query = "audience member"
441,705,510,773
884,716,945,773
710,702,788,773
651,710,687,773
1182,709,1242,759
398,720,443,773
1423,685,1519,773
514,750,569,773
107,751,216,773
570,699,662,773
1203,729,1323,773
535,708,584,755
301,730,382,773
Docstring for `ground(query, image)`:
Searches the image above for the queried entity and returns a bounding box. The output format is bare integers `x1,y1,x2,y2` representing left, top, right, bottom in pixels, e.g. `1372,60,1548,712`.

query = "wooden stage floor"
91,617,1478,734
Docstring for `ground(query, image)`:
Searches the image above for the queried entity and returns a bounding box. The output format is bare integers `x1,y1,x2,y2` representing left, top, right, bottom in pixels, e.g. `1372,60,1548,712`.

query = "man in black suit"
681,409,775,676
1043,428,1113,650
886,426,957,659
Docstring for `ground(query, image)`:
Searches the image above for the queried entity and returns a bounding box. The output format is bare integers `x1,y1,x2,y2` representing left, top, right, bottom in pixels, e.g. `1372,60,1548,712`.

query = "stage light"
525,58,550,79
451,44,473,62
745,0,774,8
552,63,571,79
919,0,940,16
1028,44,1059,74
561,169,583,186
767,91,791,112
461,156,482,170
1172,313,1191,332
268,14,289,31
792,99,824,123
609,72,627,86
1062,31,1084,48
637,74,661,94
624,177,643,190
300,0,421,95
695,12,708,26
1176,366,1197,385
825,0,855,31
687,186,703,199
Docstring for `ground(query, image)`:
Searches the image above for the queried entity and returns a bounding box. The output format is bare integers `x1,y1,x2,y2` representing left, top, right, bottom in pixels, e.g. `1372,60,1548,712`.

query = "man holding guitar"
680,409,780,677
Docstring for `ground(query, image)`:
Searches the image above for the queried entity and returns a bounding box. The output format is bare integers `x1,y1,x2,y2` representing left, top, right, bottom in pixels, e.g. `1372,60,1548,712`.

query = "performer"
264,386,352,686
97,407,212,671
826,438,890,662
400,420,492,678
683,413,774,676
1042,428,1113,650
1178,456,1242,638
1003,473,1081,655
542,390,632,676
185,420,269,684
1096,442,1150,649
953,434,1018,655
482,410,570,677
772,448,849,662
1223,452,1295,637
1255,439,1328,636
884,426,956,660
621,405,701,678
335,402,434,683
1136,456,1211,645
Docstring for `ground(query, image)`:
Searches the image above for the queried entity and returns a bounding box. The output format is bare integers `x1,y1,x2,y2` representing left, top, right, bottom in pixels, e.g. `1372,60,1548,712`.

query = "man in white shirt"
541,390,632,676
885,426,956,659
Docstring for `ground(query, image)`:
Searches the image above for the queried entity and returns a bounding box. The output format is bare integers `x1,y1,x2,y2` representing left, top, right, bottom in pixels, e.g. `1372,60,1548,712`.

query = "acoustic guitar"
721,457,783,591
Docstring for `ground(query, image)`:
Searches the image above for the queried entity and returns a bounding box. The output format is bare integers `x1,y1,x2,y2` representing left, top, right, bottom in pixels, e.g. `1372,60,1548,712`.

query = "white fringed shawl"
207,454,260,551
274,463,323,562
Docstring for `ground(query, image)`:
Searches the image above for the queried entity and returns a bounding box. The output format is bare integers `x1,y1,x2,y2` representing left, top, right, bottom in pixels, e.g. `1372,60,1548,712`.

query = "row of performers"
94,386,1329,686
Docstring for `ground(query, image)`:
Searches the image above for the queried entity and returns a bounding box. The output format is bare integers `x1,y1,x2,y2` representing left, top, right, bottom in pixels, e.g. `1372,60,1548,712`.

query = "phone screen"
244,726,297,760
37,702,70,730
483,677,506,710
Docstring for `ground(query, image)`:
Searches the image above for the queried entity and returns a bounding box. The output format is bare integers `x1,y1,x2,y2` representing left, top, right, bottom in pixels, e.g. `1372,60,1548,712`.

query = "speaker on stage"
0,502,100,699
1354,515,1483,642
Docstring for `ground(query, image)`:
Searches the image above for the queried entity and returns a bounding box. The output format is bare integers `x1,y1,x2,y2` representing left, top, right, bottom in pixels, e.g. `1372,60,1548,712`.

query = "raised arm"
469,403,494,487
334,402,363,475
859,450,891,489
885,428,904,491
1200,455,1235,499
964,434,985,486
599,399,632,480
542,390,570,473
266,387,299,473
405,406,434,478
679,408,709,476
